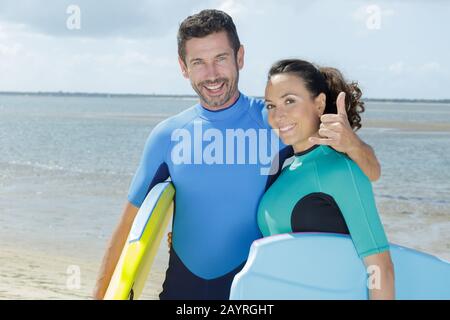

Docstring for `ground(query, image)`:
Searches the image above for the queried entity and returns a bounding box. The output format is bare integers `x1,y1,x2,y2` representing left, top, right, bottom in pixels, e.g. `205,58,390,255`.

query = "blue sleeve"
127,121,171,208
322,154,390,258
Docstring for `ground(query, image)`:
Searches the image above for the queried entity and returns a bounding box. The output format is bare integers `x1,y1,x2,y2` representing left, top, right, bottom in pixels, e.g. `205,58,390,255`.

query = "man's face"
179,31,244,110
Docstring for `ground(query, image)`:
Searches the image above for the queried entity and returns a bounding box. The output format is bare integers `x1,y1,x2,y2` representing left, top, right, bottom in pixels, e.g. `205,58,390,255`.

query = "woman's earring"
319,105,325,117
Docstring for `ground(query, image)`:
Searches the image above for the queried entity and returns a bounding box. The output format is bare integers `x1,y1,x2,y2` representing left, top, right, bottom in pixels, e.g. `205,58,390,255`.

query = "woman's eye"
285,98,295,105
266,104,275,110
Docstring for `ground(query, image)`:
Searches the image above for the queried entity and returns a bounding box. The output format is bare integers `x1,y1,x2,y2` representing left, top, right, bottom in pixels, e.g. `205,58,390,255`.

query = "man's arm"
94,120,171,299
93,202,139,299
309,92,381,181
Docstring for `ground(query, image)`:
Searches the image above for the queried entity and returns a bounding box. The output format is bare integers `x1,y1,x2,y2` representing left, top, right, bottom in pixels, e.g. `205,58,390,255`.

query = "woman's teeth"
279,124,296,132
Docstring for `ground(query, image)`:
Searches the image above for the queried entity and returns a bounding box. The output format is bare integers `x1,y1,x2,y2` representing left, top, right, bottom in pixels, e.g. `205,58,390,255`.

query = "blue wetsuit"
127,93,290,299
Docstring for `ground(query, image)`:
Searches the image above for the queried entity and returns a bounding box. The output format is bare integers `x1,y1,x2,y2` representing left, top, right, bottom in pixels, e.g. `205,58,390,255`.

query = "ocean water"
0,94,449,299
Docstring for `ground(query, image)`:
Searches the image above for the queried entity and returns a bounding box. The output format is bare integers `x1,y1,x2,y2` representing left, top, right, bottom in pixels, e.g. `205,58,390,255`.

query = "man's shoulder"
242,94,269,129
154,105,199,132
243,94,265,110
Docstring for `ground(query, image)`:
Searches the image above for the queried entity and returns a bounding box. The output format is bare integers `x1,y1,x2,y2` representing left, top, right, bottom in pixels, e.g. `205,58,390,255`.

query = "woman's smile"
278,123,297,133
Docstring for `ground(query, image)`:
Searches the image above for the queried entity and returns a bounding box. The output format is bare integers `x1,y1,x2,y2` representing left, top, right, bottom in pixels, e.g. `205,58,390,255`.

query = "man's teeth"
279,124,296,132
205,83,223,90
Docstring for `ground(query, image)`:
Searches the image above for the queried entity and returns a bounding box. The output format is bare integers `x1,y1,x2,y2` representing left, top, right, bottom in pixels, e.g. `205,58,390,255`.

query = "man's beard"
192,74,239,109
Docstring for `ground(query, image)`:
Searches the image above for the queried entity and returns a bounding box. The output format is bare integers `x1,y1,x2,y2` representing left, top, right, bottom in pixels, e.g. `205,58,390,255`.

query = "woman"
258,59,395,299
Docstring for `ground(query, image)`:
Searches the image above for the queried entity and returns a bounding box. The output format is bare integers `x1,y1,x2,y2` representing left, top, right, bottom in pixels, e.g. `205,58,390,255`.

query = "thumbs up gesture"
308,92,362,154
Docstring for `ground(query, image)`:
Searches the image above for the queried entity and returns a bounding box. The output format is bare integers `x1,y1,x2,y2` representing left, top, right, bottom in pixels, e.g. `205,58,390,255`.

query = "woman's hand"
309,92,381,181
309,92,361,154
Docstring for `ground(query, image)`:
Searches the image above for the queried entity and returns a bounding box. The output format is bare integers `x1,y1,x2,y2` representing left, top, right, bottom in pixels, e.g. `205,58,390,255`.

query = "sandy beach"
1,204,449,300
0,235,171,300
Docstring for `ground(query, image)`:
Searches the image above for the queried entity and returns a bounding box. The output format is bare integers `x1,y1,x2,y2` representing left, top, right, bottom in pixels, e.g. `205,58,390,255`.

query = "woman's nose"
274,106,287,121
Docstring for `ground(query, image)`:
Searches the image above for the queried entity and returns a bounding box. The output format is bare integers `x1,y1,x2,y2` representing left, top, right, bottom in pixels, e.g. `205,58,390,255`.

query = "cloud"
389,61,405,75
388,61,446,77
0,0,209,38
420,62,441,73
0,0,449,99
352,3,396,33
0,0,314,39
217,0,248,17
0,43,21,57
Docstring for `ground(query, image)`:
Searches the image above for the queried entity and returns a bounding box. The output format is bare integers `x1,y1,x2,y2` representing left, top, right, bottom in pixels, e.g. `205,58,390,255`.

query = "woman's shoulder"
317,146,368,181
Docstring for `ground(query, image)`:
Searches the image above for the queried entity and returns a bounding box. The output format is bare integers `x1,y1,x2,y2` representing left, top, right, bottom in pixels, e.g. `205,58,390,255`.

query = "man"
94,9,380,300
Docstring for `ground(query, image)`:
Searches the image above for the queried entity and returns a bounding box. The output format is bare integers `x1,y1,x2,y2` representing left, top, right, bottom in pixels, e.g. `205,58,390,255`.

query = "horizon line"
0,90,449,103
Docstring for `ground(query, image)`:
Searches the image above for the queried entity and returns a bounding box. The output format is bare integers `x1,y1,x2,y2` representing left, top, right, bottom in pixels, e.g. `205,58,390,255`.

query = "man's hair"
177,9,241,63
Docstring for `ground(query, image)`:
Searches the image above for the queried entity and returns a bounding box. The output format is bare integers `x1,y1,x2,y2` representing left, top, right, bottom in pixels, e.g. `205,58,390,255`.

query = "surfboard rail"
104,181,175,300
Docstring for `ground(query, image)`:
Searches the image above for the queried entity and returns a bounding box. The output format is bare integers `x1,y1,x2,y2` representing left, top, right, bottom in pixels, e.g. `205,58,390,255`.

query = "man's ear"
316,93,326,116
236,45,244,70
178,56,189,79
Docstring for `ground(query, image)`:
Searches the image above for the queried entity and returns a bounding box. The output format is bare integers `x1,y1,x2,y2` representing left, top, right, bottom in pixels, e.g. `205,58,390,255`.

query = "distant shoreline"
1,91,449,104
0,91,198,99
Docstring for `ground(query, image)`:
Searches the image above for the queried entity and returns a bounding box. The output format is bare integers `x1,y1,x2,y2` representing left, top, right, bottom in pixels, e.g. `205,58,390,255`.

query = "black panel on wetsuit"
290,192,350,234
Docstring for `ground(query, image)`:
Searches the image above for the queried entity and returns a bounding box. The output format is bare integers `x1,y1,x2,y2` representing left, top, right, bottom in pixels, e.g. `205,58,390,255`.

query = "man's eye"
192,61,203,66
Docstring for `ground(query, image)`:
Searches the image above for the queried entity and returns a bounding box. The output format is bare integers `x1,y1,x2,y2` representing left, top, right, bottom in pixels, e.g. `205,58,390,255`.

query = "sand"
0,237,170,300
1,205,448,300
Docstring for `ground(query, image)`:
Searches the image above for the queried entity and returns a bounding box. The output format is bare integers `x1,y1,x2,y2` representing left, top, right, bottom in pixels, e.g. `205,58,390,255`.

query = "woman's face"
265,73,325,150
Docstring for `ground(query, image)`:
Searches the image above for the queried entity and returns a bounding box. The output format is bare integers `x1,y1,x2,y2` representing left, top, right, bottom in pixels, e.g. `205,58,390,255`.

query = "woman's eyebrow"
280,93,296,98
265,92,297,102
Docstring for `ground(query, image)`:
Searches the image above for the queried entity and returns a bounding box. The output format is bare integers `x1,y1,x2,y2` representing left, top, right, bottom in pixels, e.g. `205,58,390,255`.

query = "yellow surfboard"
104,181,175,300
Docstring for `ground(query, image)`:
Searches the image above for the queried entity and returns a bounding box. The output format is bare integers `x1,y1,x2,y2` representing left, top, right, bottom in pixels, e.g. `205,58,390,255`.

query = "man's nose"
204,63,220,81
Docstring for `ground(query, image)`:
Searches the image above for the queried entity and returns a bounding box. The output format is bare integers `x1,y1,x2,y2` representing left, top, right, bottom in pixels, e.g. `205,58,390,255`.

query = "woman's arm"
311,120,381,181
363,251,395,300
309,92,381,181
346,139,381,182
322,152,394,299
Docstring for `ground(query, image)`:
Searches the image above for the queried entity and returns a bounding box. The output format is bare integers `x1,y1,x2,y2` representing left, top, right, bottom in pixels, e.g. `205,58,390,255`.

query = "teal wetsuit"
258,145,389,258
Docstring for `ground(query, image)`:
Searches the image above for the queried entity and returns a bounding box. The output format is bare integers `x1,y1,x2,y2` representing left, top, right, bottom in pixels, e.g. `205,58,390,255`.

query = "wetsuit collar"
195,92,246,121
292,145,334,164
294,144,320,157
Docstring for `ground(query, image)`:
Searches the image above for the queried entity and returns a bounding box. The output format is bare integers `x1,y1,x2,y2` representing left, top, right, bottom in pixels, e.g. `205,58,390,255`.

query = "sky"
0,0,449,99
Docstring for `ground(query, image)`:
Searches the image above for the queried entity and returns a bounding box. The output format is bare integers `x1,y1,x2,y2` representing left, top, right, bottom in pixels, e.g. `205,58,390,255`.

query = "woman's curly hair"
268,59,365,131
